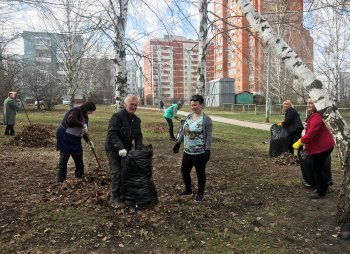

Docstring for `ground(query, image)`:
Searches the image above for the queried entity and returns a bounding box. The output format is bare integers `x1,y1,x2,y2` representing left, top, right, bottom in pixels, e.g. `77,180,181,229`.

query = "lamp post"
265,46,271,123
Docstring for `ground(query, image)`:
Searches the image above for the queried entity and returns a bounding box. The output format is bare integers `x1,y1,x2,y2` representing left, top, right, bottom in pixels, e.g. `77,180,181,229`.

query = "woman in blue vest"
56,102,96,182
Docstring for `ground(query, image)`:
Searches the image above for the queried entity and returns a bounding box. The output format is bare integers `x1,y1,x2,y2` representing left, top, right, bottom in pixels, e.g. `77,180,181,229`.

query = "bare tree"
311,2,350,106
32,0,102,107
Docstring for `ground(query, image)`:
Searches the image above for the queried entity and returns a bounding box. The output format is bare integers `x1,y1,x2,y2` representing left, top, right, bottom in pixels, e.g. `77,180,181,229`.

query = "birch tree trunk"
236,0,350,236
196,0,208,96
112,0,128,110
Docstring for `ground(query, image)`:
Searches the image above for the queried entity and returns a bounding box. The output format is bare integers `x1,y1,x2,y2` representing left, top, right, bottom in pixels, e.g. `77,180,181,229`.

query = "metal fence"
222,103,350,118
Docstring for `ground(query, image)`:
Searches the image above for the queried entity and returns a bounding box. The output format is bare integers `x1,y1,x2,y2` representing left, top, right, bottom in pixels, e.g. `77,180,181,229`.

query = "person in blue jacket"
163,101,183,141
56,102,96,182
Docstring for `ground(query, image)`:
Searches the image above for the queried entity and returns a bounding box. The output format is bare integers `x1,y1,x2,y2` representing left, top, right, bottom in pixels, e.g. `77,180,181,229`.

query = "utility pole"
265,46,271,123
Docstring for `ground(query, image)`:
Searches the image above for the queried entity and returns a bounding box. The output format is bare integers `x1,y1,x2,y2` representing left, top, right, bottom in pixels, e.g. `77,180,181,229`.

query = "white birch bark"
112,0,129,110
236,0,350,235
196,0,208,96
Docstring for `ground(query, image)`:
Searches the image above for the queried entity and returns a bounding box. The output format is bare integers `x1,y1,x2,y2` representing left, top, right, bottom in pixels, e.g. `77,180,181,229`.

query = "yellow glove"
292,138,303,150
277,122,283,127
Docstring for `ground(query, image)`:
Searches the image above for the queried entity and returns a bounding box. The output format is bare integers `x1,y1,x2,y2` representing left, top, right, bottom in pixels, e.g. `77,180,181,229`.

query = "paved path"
140,107,271,131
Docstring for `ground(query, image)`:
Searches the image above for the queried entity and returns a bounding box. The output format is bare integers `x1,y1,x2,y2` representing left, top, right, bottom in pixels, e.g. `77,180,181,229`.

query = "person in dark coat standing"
278,100,304,154
56,102,96,182
105,94,143,207
159,98,164,111
3,91,22,136
293,97,335,199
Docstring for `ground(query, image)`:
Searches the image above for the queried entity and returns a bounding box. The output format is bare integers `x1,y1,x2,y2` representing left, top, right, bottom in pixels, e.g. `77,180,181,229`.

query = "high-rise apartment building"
143,35,214,105
213,0,313,95
126,60,139,95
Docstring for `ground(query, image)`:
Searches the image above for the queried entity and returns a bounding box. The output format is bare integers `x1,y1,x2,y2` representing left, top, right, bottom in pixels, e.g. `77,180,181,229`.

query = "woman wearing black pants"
173,94,212,202
293,98,335,199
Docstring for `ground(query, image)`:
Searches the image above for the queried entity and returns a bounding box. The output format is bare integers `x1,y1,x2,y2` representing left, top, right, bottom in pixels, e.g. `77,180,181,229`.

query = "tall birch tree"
97,0,129,110
196,0,208,95
235,0,350,237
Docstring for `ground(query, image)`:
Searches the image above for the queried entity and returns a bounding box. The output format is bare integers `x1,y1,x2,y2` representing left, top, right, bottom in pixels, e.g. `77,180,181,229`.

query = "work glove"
277,122,283,127
204,150,211,162
292,138,303,150
83,126,88,134
118,149,127,157
88,141,95,149
173,142,181,153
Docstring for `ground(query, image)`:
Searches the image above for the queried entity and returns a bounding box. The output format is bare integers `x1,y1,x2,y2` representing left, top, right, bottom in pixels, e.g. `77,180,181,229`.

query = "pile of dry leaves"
10,124,55,148
273,152,300,166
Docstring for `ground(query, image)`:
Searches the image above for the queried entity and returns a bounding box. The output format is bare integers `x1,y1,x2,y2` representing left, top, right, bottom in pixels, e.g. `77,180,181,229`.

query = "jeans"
57,153,84,182
106,150,123,201
165,117,175,139
180,152,208,196
310,147,333,195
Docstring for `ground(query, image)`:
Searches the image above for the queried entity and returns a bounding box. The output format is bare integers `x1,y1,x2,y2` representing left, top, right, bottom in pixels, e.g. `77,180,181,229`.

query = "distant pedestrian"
278,100,304,154
173,94,212,202
56,102,96,182
163,101,183,141
159,99,164,111
293,97,335,199
3,91,22,136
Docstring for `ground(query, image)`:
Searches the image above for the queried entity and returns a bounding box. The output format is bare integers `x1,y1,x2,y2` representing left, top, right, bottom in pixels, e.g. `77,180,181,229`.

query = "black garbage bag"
121,144,158,210
269,124,289,157
298,149,332,188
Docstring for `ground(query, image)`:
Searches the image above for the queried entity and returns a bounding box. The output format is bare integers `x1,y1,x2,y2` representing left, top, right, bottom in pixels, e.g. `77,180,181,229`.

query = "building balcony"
35,45,50,50
36,57,51,63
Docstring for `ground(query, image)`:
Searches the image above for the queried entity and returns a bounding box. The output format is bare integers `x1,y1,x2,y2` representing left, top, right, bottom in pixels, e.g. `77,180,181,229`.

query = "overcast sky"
1,0,201,56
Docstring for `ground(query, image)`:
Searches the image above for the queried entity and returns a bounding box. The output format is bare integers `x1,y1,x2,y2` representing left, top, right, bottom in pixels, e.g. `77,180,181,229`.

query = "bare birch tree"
196,0,208,95
235,0,350,238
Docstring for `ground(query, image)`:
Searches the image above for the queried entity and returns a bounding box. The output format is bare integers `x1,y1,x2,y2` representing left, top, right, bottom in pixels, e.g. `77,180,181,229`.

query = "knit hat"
80,101,96,112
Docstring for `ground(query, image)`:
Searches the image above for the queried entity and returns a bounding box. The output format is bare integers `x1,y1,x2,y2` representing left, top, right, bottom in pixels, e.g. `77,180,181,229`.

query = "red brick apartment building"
143,35,214,105
213,0,313,95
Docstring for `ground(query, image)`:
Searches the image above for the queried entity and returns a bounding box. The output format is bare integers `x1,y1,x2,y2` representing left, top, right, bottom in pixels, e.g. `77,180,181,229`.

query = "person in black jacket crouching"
105,94,143,207
278,100,304,154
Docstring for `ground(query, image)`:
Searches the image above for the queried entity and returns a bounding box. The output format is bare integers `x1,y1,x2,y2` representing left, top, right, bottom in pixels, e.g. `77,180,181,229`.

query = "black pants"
57,153,84,182
5,125,15,135
181,152,208,196
310,147,333,195
106,150,123,201
288,128,302,154
165,117,175,139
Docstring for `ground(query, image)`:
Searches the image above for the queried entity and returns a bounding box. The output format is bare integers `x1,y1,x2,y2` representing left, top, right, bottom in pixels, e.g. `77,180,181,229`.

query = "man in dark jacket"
105,94,143,207
279,100,304,154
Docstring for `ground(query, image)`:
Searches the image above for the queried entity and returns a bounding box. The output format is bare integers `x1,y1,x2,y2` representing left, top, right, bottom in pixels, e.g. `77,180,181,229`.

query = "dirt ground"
1,124,350,253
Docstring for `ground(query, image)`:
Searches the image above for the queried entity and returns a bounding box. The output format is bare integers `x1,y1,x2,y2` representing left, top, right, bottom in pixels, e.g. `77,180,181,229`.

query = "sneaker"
309,192,325,199
178,190,193,196
194,194,204,202
109,198,124,208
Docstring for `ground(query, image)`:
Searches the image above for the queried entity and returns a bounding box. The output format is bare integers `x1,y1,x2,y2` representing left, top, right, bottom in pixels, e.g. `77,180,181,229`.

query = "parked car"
35,100,44,106
62,99,71,105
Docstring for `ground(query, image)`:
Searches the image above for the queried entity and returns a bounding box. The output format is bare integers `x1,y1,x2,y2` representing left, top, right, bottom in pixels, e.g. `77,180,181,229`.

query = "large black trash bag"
269,124,289,157
298,149,332,188
121,144,158,210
